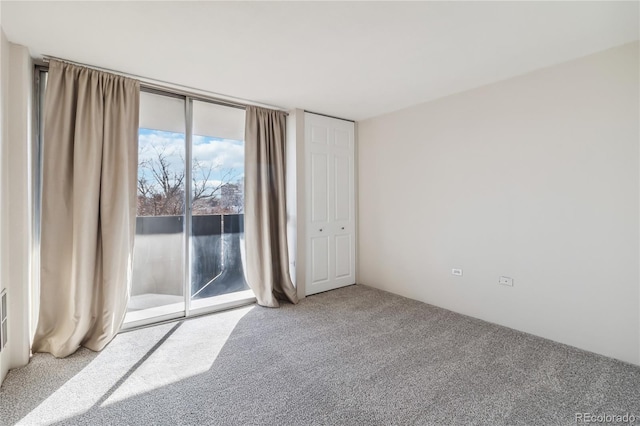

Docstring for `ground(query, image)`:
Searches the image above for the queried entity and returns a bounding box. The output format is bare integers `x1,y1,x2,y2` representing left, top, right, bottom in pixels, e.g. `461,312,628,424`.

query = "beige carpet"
1,285,639,425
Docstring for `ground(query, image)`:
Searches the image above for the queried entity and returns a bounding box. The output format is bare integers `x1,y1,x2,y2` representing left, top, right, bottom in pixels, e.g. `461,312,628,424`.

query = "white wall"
358,42,640,365
0,33,33,385
7,40,32,373
0,20,9,385
285,108,307,300
285,110,297,292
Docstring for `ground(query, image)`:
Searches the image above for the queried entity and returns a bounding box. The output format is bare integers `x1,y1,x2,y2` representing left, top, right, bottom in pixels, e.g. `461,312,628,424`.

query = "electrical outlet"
498,276,513,286
452,268,463,276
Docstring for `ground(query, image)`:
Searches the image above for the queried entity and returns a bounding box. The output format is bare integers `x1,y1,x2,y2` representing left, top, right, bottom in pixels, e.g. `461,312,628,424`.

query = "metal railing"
132,214,248,299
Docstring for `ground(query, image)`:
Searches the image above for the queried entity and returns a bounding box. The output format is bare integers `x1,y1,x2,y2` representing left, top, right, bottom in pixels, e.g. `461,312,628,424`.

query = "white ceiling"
2,1,638,121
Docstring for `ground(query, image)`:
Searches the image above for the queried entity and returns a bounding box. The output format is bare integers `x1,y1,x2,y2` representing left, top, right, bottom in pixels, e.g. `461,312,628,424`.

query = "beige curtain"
244,106,299,307
32,60,140,358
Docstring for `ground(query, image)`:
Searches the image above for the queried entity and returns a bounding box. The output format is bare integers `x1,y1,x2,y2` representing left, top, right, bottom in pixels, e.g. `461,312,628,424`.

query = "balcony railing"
132,214,249,301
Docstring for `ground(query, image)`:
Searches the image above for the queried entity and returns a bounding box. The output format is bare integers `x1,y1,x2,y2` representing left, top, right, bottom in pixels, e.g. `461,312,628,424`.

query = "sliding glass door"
124,92,252,327
190,100,250,311
126,92,187,324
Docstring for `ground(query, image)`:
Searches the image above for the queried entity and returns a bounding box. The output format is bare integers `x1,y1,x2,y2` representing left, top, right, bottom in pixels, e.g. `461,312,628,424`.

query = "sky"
138,128,244,194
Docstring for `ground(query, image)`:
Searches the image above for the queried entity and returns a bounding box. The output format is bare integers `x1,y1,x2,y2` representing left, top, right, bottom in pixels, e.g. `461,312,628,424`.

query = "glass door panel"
125,92,187,326
190,100,249,307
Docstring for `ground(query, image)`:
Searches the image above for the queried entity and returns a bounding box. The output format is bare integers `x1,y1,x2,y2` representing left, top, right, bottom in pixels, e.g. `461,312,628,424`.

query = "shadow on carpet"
2,285,639,425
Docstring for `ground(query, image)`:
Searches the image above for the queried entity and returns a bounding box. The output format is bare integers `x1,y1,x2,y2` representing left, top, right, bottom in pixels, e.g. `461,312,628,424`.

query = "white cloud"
192,136,244,170
138,130,244,188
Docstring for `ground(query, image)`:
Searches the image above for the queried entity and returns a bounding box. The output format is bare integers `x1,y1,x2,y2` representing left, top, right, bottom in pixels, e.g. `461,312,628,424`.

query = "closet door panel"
334,154,351,223
310,152,329,224
310,236,330,284
334,234,353,280
305,113,355,295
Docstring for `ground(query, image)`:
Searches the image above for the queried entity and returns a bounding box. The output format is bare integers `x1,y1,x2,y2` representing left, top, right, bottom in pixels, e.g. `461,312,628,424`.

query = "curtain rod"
42,55,290,115
304,110,355,123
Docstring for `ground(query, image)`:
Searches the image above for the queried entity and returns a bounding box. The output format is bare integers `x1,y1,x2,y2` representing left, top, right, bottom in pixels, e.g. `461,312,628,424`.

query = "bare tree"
137,144,185,216
191,159,241,214
137,146,242,216
219,181,244,214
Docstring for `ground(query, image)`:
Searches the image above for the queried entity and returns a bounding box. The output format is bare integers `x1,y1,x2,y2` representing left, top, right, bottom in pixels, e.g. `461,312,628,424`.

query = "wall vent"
0,289,6,352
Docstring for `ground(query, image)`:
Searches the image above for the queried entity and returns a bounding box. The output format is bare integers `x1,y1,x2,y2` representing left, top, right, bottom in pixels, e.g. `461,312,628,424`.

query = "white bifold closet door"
305,112,355,295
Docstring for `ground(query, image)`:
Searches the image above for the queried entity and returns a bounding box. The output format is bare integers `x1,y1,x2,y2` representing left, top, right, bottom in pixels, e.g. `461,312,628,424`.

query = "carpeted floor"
1,284,639,425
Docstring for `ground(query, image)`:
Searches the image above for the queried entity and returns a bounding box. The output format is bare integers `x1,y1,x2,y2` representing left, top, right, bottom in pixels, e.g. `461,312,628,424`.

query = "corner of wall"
1,37,35,385
0,27,9,386
285,109,298,290
285,108,309,301
353,121,359,285
292,109,306,300
7,41,33,372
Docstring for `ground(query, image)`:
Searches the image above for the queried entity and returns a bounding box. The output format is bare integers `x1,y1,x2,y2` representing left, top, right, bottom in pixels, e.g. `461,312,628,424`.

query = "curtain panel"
244,106,299,307
32,60,140,357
